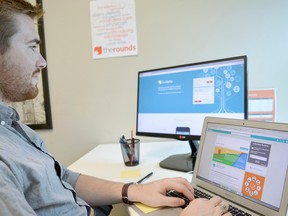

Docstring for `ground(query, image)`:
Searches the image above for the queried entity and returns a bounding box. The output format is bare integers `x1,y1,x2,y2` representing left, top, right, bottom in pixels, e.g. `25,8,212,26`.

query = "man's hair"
0,0,44,54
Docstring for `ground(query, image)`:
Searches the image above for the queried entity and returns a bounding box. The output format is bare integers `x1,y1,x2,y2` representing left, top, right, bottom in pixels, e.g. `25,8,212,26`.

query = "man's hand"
180,196,232,216
128,177,194,207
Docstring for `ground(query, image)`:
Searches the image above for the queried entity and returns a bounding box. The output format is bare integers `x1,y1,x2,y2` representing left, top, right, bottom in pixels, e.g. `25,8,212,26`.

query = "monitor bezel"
136,55,248,141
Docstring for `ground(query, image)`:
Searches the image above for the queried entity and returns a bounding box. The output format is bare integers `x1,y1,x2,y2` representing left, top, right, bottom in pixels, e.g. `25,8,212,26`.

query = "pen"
137,172,153,184
130,129,134,165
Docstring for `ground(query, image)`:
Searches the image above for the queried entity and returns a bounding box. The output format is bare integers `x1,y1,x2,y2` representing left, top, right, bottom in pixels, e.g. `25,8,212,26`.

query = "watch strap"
122,182,134,204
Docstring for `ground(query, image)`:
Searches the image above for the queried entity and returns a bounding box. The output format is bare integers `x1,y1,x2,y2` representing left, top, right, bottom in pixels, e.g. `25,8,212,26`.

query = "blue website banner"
138,64,245,114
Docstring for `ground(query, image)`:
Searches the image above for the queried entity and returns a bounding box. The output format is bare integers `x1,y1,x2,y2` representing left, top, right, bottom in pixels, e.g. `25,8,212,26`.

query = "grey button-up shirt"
0,103,90,215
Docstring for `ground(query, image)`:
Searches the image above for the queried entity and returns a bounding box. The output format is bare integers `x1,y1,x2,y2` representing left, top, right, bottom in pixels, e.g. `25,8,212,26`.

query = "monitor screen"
136,56,248,172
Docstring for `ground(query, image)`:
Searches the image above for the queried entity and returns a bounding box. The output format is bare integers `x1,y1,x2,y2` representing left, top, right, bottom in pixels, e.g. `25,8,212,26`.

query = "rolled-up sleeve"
61,165,81,189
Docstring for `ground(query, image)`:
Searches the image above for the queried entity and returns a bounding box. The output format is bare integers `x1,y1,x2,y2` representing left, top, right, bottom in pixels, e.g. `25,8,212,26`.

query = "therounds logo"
94,45,136,55
94,46,102,55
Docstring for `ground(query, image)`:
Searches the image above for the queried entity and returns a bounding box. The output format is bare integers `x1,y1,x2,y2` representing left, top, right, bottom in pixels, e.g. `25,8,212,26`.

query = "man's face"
0,13,47,104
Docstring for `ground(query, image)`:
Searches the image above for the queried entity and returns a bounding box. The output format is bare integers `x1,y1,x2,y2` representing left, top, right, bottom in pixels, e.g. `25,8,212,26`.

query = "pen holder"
120,138,140,166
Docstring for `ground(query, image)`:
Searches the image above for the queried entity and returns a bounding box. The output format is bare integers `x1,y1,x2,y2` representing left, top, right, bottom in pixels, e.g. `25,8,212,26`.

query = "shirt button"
1,121,5,126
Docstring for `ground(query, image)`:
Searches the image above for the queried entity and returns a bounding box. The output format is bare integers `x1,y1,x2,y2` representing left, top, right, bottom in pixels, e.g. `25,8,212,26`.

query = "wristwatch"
122,182,134,204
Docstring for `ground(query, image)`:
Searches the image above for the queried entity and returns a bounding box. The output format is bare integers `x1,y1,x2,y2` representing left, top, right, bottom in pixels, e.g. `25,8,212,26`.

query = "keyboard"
194,188,252,216
166,190,190,208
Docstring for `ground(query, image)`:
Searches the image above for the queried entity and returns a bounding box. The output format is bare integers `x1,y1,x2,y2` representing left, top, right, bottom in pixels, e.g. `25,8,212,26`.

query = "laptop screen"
196,120,288,211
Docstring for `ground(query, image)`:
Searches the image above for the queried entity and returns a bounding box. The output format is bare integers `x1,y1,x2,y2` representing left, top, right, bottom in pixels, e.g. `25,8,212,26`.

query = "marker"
137,172,153,184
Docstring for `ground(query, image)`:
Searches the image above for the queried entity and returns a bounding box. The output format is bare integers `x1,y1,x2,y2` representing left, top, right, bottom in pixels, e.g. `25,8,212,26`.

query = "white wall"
38,0,288,166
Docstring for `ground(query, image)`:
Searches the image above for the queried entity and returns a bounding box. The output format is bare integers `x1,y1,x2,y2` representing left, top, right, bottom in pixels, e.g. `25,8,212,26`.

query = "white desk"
69,141,192,216
69,141,288,216
69,141,192,183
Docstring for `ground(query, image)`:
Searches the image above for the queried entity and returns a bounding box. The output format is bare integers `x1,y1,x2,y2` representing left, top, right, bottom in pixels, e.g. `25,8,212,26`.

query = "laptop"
192,117,288,216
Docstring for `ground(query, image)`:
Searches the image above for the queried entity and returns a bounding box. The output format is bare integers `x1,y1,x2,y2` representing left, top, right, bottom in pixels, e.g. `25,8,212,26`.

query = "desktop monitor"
136,56,248,172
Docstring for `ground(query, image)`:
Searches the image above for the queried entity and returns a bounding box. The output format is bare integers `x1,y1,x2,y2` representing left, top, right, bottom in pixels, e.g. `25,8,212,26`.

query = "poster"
248,89,276,122
90,0,138,59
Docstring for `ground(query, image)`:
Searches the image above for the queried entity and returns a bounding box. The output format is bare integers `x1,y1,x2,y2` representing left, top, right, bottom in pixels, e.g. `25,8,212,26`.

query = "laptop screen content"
197,122,288,211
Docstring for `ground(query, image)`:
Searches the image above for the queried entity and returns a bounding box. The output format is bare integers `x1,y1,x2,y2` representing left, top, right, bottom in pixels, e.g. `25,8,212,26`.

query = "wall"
38,0,288,166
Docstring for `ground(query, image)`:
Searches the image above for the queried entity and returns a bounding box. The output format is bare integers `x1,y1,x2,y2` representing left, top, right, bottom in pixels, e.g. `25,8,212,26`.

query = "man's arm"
75,174,124,206
75,174,232,216
74,174,194,208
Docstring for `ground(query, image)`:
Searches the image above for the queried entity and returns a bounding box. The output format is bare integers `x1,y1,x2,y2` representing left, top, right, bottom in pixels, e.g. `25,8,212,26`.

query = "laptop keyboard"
166,190,190,208
194,188,252,216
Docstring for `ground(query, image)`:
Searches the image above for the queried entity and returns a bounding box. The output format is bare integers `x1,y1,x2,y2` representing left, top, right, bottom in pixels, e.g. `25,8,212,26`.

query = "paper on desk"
134,202,161,213
120,169,141,178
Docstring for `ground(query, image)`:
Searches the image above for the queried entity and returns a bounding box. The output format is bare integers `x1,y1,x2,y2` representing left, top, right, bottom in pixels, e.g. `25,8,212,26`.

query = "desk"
69,141,288,216
69,141,191,216
69,141,191,183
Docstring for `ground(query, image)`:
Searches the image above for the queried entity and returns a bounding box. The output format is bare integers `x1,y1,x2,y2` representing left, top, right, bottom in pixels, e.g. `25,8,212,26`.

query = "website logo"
158,80,173,85
94,46,103,55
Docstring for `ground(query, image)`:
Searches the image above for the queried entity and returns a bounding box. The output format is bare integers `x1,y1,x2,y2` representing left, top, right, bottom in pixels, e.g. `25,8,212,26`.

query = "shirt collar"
0,102,20,126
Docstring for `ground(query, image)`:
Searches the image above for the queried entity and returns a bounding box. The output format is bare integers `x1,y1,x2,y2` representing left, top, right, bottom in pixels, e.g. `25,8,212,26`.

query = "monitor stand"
159,140,199,172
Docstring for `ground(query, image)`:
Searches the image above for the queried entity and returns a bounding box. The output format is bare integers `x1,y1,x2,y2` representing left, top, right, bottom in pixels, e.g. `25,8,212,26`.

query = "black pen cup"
120,138,140,166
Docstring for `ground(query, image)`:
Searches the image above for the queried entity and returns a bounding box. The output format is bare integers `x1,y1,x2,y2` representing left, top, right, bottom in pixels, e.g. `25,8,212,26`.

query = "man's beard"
0,83,39,102
0,61,40,103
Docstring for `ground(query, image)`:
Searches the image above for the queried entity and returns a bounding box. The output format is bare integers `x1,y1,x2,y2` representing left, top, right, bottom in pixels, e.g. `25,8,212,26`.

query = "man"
0,1,231,216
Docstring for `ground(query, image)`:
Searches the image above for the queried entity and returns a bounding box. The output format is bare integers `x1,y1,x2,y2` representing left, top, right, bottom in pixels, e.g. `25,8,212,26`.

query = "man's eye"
31,45,38,50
